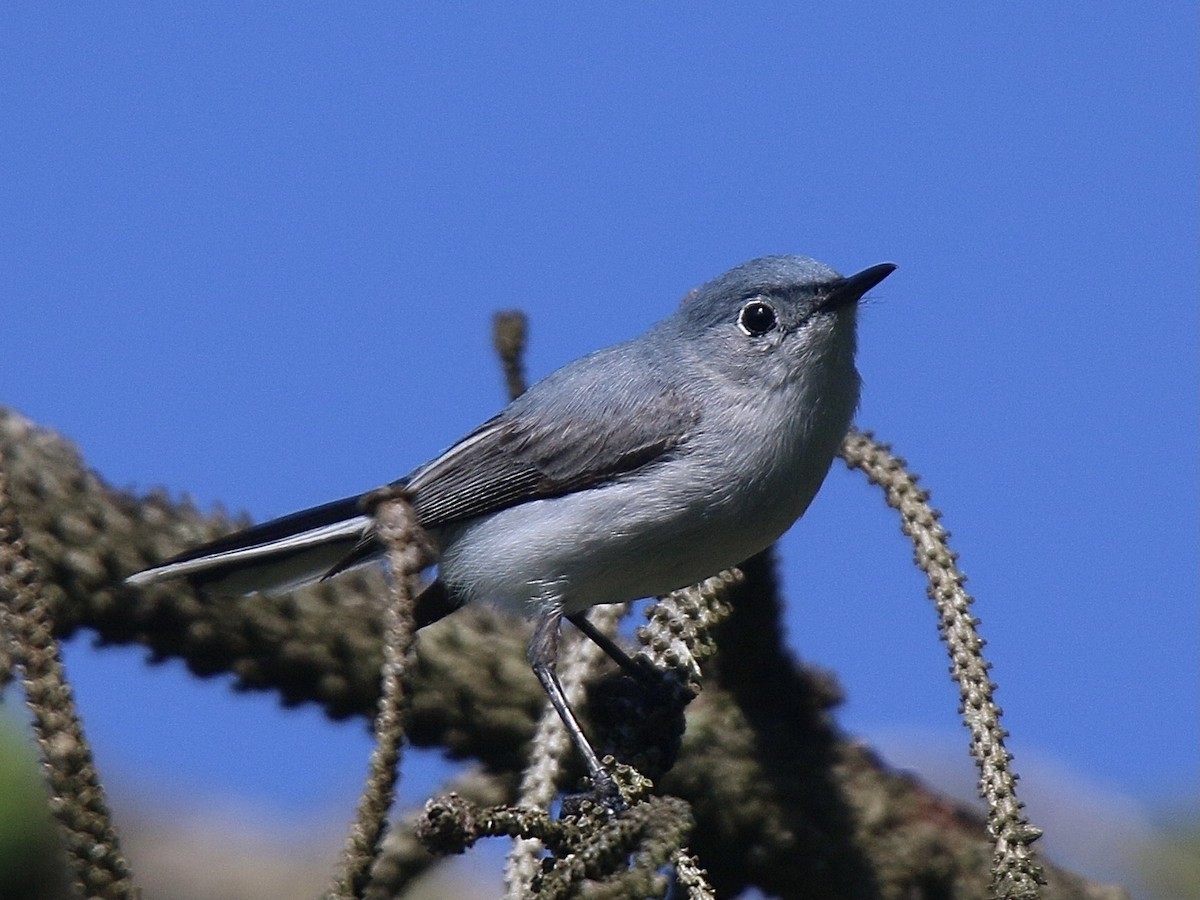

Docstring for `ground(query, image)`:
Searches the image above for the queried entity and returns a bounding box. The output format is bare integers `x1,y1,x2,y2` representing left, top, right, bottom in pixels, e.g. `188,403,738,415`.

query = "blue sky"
2,3,1196,889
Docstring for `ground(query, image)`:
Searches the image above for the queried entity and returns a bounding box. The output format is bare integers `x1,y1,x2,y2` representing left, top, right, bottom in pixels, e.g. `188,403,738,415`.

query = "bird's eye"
737,299,777,337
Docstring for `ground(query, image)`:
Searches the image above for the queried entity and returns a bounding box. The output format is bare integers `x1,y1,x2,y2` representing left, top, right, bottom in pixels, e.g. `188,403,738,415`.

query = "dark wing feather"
409,395,698,529
324,345,701,579
408,406,690,529
410,356,701,530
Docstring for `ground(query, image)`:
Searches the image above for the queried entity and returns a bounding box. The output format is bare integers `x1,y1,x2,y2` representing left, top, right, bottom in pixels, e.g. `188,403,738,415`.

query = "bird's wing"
409,373,701,530
319,345,701,580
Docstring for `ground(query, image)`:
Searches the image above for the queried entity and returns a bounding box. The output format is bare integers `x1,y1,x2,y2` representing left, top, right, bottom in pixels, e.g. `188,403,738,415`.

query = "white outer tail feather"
126,515,372,596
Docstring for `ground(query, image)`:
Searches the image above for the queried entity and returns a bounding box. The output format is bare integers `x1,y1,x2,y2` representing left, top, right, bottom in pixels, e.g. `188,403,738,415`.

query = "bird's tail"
126,494,375,596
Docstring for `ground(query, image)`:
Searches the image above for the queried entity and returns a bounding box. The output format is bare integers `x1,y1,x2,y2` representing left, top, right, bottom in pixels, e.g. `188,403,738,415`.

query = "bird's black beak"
821,262,897,310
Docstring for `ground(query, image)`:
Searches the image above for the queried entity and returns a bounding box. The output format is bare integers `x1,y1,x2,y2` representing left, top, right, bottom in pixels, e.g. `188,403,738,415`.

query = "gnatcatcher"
128,255,895,796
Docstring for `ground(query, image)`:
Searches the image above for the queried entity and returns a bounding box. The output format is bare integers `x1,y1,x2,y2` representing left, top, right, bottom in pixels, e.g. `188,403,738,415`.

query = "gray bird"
128,255,896,796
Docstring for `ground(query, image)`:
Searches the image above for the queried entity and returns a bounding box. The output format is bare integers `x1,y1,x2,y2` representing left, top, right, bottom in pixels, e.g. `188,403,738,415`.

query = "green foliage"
0,713,65,900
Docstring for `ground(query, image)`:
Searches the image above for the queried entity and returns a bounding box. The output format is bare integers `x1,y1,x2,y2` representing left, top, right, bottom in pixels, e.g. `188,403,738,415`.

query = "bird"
127,254,896,796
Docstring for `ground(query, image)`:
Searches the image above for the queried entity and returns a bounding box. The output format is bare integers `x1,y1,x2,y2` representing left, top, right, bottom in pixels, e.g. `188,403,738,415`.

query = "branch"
0,464,135,898
0,406,1128,899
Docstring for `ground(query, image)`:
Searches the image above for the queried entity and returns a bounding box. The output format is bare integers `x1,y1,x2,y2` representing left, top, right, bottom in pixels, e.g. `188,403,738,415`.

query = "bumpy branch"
0,405,1127,900
840,429,1046,899
330,490,432,899
0,466,136,899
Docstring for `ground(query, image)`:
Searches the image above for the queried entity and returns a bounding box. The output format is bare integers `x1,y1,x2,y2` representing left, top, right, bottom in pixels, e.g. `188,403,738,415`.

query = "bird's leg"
567,610,694,782
564,614,652,681
528,611,620,801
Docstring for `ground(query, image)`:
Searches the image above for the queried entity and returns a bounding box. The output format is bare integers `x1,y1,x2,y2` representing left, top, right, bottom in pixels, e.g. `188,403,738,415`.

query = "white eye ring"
737,299,777,337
